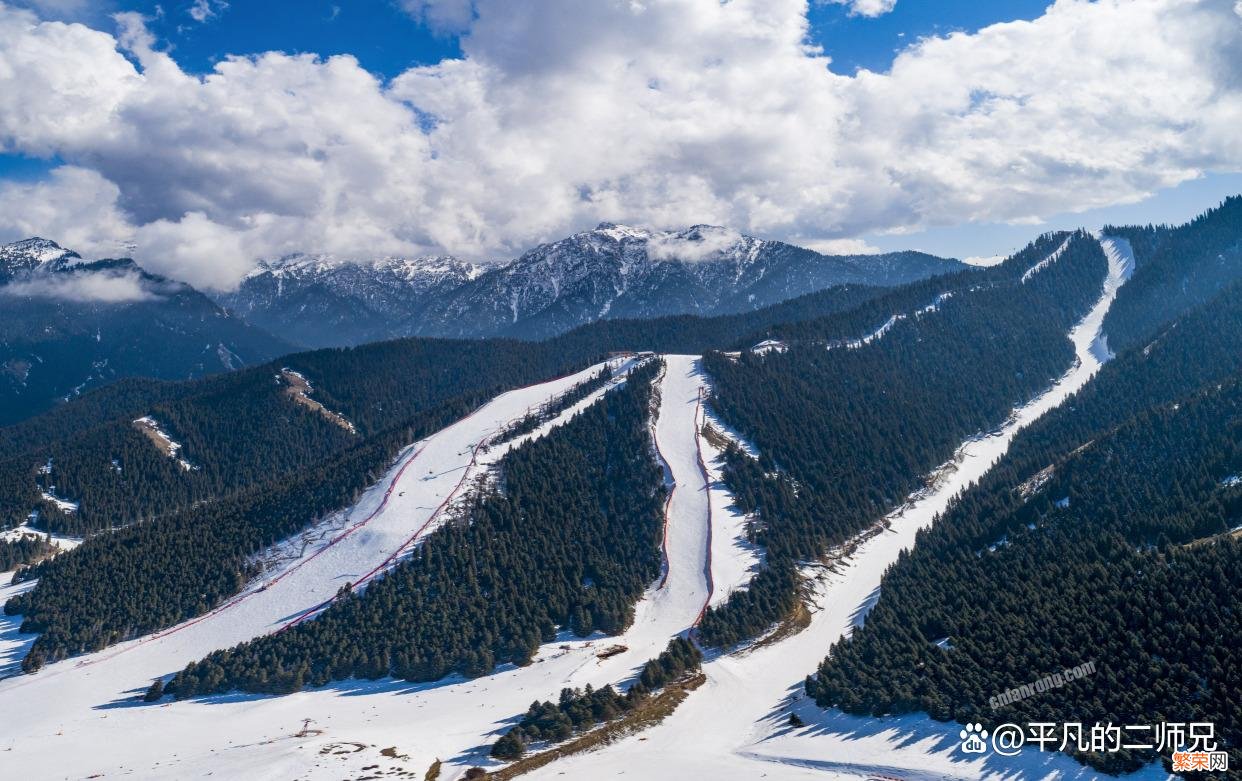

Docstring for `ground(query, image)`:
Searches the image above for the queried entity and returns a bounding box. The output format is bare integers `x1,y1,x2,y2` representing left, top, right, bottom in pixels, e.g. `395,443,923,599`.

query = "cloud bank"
0,268,162,303
0,0,1239,289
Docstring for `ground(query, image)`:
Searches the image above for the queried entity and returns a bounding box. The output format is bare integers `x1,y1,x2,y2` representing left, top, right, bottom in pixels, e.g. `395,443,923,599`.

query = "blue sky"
808,0,1053,74
16,0,1050,79
1,0,1239,282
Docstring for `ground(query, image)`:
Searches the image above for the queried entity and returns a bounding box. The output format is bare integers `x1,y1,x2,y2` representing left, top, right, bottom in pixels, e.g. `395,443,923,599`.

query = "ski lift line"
72,440,436,669
278,433,489,631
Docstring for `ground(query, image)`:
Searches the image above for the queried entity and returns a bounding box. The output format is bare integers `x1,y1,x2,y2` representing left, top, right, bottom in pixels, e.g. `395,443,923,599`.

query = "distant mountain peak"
1,237,81,278
590,223,654,242
249,251,483,282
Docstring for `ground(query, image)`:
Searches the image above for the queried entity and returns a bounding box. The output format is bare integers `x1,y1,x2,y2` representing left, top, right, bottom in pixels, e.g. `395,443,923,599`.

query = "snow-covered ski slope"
0,238,1162,780
524,237,1168,780
0,359,643,776
0,354,739,779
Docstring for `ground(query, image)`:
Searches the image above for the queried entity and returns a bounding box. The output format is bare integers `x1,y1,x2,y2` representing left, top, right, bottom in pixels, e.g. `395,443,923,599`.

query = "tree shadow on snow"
753,680,1163,781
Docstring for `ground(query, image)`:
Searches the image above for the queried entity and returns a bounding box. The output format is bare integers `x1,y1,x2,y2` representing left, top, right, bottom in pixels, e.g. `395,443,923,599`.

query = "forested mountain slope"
807,280,1242,776
0,230,1077,673
1102,195,1242,353
696,231,1111,647
0,281,943,538
2,341,620,669
166,361,666,695
216,252,483,348
0,240,295,425
0,340,589,537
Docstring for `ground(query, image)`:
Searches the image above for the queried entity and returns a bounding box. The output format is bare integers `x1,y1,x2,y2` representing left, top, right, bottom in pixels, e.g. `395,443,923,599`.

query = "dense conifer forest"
695,232,1108,647
1102,195,1242,353
163,361,665,696
806,282,1242,776
0,534,57,573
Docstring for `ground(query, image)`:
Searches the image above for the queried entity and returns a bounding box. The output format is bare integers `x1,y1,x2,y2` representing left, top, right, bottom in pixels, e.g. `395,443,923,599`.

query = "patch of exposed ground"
281,368,357,434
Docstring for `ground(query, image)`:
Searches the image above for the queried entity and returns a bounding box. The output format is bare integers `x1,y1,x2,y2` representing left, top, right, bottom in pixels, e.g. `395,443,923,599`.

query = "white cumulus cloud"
826,0,897,18
0,0,1238,290
0,167,133,257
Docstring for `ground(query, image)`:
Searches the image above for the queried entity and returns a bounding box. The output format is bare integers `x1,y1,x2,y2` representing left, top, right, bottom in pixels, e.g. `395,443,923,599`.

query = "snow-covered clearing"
0,575,39,680
0,524,82,552
37,490,78,514
697,392,764,608
753,338,788,354
523,236,1166,780
1090,234,1137,362
830,290,955,353
1,530,81,680
846,312,902,348
644,355,713,627
0,355,743,780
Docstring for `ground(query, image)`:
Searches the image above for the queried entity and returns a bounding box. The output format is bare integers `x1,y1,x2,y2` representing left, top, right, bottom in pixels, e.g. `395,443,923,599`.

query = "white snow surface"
37,491,78,514
522,236,1169,780
698,406,764,609
0,355,735,780
1090,234,1137,362
0,525,81,552
0,238,1158,780
752,338,789,354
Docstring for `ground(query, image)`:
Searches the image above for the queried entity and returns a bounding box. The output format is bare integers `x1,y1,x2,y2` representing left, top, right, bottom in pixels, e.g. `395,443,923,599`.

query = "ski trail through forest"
0,355,735,779
524,237,1164,780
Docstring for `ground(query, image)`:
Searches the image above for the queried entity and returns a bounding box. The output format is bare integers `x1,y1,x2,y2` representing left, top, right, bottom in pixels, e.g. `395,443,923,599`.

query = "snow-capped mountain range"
222,223,963,345
0,237,81,281
218,252,485,348
0,238,293,425
0,225,958,422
